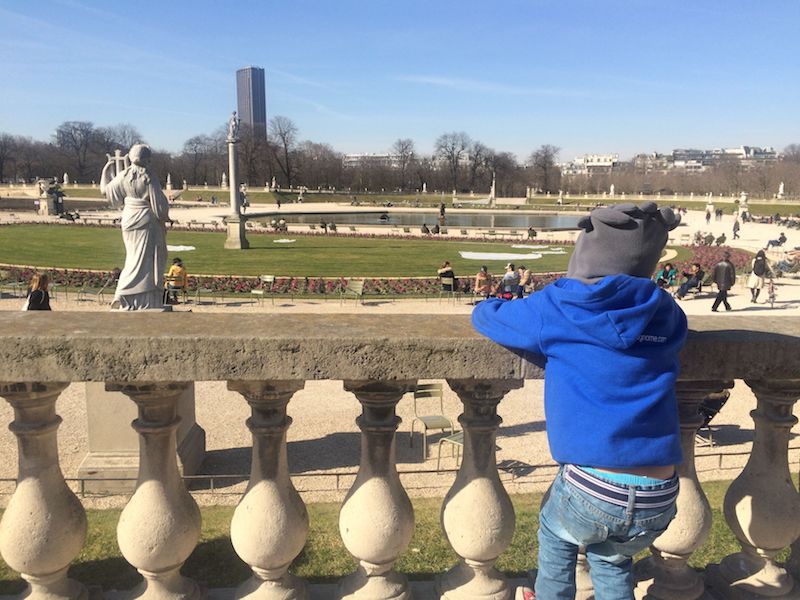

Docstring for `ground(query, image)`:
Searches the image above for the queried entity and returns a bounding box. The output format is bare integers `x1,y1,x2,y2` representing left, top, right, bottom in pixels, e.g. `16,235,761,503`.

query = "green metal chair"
251,275,275,305
410,382,455,460
340,279,365,304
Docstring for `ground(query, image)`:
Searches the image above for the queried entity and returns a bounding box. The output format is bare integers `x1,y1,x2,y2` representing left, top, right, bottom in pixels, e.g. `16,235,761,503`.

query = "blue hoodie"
472,275,687,468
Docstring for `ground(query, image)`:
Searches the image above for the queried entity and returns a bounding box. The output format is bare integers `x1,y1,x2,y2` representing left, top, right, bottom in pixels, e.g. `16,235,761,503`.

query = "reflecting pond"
256,210,582,229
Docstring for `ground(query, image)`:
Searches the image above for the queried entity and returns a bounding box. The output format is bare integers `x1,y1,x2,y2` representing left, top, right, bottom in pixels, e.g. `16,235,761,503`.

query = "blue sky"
1,0,798,162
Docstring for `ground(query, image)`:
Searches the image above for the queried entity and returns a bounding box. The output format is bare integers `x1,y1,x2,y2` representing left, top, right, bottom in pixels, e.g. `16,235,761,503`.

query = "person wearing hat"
472,202,685,599
711,251,736,311
165,257,188,304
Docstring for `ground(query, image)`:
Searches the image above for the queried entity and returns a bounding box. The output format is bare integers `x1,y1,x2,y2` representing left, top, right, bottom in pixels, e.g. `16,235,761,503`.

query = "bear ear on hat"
577,215,593,232
659,207,681,231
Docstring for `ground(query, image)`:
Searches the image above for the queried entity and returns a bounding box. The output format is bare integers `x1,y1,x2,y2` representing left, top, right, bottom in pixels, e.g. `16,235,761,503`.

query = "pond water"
256,210,581,229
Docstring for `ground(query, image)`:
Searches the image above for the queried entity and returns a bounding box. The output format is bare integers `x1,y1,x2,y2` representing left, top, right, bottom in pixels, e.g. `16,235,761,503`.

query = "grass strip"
0,479,777,593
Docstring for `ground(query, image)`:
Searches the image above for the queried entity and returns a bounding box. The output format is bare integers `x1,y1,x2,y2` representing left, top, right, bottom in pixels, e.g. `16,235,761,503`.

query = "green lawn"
0,479,763,593
0,225,574,277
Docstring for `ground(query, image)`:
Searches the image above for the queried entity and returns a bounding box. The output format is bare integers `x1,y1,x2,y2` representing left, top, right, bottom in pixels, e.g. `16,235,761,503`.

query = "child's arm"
471,296,545,354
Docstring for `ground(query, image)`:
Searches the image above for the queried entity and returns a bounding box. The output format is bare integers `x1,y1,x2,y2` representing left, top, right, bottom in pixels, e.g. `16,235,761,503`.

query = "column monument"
224,111,250,250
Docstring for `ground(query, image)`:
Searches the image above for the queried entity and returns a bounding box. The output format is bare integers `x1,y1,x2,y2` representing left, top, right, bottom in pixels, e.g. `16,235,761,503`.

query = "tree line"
1,119,798,198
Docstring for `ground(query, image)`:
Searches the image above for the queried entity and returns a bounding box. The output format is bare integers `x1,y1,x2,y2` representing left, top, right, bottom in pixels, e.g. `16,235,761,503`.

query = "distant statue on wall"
100,144,171,310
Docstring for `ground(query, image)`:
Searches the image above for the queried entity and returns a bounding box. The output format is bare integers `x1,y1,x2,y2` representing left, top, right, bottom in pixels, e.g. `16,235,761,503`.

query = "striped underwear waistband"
564,465,679,510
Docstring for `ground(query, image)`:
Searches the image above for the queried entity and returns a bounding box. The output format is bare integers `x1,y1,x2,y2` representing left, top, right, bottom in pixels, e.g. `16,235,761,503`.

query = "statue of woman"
100,144,171,310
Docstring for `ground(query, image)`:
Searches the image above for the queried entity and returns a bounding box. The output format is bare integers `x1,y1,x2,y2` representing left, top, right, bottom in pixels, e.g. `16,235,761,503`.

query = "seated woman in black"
26,272,52,311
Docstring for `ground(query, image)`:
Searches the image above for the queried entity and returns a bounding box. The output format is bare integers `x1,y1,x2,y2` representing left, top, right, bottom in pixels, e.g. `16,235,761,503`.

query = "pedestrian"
705,209,711,225
732,219,740,240
276,196,281,209
527,226,538,239
711,251,736,311
473,202,684,599
747,250,771,303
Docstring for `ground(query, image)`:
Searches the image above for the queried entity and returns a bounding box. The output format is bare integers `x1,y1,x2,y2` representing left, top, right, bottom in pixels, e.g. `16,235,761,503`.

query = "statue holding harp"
100,144,171,310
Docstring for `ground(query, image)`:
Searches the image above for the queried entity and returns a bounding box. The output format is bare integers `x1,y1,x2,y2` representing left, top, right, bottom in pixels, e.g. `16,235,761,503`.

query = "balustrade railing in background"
0,313,798,600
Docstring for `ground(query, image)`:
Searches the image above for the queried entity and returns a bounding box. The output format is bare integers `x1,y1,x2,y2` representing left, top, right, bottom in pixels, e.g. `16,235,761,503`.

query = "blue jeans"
535,466,678,600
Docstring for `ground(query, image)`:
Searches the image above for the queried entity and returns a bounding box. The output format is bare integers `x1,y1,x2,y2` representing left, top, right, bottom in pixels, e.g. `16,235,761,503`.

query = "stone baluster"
338,380,416,600
111,382,202,600
635,380,733,599
710,379,800,598
0,382,87,600
437,379,523,600
227,380,309,600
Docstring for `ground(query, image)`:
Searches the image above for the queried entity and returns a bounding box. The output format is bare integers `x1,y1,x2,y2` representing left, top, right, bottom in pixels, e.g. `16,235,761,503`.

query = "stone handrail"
0,312,799,600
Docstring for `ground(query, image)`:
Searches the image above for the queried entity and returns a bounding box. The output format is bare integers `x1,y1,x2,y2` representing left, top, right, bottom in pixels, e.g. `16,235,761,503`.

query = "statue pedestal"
224,215,250,249
77,382,206,493
37,197,55,216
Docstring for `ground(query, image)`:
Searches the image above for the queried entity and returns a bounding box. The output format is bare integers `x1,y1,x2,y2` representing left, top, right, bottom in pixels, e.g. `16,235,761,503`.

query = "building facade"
236,66,267,138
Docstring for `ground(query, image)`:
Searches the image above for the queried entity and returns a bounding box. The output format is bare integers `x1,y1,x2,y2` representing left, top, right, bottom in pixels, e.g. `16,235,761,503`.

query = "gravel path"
1,206,799,505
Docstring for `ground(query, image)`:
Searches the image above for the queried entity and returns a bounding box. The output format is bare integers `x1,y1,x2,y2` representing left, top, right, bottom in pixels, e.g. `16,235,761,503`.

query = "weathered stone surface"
0,313,797,383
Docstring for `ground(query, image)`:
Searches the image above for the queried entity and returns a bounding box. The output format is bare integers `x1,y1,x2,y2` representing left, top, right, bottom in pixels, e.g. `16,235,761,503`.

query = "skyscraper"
236,66,267,138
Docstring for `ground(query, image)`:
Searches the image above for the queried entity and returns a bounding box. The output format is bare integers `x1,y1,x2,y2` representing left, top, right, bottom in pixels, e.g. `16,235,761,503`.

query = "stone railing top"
0,312,798,382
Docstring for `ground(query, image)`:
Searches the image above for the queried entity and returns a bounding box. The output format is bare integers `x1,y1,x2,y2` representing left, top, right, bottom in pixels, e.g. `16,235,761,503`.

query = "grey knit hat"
566,202,680,283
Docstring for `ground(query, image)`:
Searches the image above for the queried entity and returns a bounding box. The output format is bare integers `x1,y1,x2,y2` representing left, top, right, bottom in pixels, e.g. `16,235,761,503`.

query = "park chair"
460,229,468,236
410,383,455,460
163,274,188,304
438,277,458,304
402,227,411,234
696,391,730,447
78,278,115,304
437,431,464,471
340,279,365,304
0,270,20,297
194,279,219,305
251,275,276,305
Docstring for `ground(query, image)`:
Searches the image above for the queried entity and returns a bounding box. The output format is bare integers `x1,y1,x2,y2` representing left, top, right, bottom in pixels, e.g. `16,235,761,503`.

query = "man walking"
711,252,736,312
732,219,740,240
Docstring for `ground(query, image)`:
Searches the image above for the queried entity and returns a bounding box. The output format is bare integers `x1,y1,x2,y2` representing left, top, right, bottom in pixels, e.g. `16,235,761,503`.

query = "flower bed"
0,246,751,298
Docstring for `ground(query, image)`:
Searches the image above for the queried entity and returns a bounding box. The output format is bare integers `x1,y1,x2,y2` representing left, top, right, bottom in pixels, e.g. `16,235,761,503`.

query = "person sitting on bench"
674,263,705,299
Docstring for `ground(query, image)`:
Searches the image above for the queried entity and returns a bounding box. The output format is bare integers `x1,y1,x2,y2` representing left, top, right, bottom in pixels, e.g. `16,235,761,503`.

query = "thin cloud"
269,68,332,90
396,75,595,97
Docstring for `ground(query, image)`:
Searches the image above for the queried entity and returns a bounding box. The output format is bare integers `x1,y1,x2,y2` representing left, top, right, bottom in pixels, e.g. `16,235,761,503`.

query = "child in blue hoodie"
472,202,687,600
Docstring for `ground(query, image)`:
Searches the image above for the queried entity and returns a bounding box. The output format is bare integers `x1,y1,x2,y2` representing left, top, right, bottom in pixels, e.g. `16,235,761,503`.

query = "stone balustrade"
0,313,799,600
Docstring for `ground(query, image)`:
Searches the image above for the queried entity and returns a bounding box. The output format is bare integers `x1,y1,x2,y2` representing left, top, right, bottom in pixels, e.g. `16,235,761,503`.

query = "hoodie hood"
551,275,672,350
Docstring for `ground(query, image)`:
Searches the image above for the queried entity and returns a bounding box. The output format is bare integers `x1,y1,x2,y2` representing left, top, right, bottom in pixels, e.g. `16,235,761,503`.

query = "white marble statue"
100,144,171,310
221,172,228,188
609,184,615,197
779,181,785,197
227,111,240,141
63,172,70,185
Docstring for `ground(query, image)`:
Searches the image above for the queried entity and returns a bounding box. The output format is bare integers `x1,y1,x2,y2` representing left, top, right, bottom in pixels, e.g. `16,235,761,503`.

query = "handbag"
21,295,30,311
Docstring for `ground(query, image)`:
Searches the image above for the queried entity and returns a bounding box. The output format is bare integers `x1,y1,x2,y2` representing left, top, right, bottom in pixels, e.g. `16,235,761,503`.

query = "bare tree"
529,144,561,193
0,133,15,183
269,116,298,187
98,123,144,153
435,131,471,191
467,141,492,191
53,121,98,179
391,138,415,190
783,144,800,163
